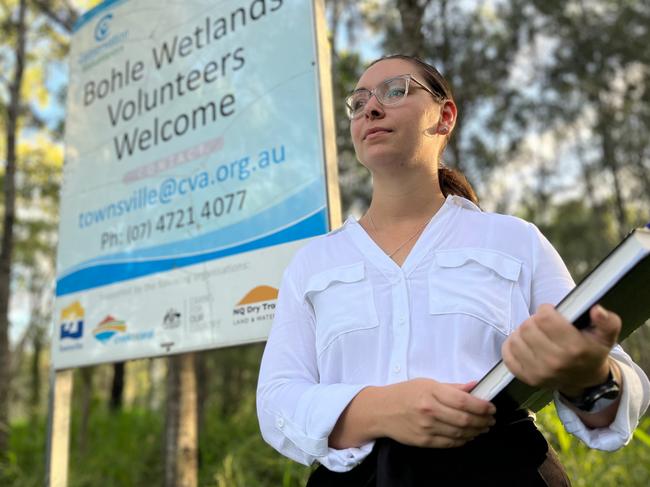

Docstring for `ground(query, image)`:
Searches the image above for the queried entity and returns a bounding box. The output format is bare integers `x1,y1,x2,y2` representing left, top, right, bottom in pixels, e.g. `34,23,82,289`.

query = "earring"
438,125,449,135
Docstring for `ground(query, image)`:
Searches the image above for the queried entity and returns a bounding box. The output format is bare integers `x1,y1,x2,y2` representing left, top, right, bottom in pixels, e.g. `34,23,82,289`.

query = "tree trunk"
447,120,466,173
147,358,157,410
396,0,428,57
220,357,234,417
76,366,93,454
195,352,207,469
30,326,43,415
633,149,650,209
109,361,125,411
0,0,27,457
164,356,181,487
598,109,628,238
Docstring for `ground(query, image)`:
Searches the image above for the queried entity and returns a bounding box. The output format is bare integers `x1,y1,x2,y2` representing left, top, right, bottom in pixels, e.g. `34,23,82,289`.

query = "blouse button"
393,364,401,373
276,417,285,429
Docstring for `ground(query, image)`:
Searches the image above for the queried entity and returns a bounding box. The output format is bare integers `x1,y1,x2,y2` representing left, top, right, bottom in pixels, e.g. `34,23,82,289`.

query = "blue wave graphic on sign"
61,180,325,277
56,209,327,296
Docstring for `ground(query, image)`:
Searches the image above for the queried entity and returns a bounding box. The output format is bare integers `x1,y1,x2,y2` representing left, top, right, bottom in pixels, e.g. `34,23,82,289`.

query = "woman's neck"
366,168,446,227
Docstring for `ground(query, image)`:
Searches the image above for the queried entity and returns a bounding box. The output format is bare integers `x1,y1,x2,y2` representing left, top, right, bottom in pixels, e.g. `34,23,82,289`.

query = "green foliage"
0,416,46,487
537,406,650,487
2,395,314,487
67,407,164,487
3,398,650,486
201,397,312,487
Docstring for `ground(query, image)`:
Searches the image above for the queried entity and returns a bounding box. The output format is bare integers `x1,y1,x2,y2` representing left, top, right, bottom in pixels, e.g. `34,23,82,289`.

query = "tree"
0,0,28,458
10,136,63,417
0,0,78,460
511,0,650,233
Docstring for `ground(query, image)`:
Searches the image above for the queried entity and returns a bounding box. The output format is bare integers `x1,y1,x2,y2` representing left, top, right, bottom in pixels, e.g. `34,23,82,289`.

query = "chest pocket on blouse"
304,262,379,355
428,249,522,335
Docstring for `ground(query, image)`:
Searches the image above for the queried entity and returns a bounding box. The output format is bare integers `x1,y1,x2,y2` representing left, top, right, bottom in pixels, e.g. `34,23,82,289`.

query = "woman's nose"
363,95,384,119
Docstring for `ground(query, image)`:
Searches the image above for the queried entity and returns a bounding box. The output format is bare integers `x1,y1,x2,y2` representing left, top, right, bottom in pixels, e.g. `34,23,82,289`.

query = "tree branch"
31,0,78,33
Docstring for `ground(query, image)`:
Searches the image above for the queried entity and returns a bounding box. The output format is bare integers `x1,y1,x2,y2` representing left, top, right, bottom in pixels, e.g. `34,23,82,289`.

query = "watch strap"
561,368,620,412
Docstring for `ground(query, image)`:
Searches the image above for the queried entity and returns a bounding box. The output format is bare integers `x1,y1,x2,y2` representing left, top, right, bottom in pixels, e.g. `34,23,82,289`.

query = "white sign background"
52,0,333,369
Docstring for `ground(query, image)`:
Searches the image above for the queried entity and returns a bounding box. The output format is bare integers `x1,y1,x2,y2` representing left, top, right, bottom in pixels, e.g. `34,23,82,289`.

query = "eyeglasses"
345,74,445,120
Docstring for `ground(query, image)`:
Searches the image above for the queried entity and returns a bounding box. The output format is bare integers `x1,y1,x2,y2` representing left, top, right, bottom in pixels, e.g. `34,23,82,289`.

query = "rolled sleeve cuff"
277,383,374,471
554,360,646,451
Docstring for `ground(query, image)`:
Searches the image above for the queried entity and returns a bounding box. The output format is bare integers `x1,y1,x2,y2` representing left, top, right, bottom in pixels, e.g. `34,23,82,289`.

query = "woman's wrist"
559,359,623,424
362,386,386,439
329,385,387,449
559,359,613,399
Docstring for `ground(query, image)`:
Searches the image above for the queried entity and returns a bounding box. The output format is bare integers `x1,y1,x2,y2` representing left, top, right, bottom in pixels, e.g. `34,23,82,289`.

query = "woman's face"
350,59,450,172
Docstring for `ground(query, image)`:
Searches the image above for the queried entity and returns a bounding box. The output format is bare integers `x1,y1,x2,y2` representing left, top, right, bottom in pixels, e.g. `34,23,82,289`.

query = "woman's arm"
520,223,649,446
257,268,373,471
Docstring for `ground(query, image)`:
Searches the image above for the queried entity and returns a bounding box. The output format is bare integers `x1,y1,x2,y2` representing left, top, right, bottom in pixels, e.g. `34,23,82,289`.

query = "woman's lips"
364,127,392,140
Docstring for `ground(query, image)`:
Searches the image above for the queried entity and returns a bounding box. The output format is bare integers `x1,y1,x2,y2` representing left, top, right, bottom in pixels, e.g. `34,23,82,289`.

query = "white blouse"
256,195,650,472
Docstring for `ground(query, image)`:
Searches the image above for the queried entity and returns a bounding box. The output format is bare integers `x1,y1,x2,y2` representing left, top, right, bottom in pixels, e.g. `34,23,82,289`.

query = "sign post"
178,353,198,487
47,369,73,487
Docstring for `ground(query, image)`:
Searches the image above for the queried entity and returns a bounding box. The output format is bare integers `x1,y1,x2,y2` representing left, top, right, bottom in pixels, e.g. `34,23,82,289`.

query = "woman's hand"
329,379,496,450
374,379,496,448
502,304,621,396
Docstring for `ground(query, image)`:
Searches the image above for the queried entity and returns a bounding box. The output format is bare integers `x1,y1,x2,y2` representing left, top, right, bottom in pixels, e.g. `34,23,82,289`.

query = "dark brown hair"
368,54,479,206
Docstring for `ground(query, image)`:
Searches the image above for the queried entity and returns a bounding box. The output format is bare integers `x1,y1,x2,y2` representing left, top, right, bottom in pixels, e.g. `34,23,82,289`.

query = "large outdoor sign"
52,0,337,369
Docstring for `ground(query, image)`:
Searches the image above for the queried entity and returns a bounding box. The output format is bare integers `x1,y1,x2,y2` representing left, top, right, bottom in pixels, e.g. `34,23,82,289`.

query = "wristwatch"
562,368,621,412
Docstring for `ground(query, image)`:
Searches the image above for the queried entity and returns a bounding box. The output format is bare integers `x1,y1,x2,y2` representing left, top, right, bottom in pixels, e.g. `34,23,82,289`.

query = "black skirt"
306,411,571,487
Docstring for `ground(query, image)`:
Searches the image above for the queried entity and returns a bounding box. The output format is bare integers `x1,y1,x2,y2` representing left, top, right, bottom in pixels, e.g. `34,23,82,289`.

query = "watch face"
589,394,619,414
599,388,621,400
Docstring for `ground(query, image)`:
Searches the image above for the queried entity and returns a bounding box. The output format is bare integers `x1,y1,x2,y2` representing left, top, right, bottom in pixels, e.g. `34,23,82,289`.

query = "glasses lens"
378,77,408,105
346,90,370,119
345,77,410,119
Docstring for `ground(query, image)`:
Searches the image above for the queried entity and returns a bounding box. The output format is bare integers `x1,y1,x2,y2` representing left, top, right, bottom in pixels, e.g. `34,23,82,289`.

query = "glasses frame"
345,74,446,120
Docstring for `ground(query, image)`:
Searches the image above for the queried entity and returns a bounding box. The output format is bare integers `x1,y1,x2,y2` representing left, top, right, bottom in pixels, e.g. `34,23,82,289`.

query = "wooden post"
313,0,342,230
177,353,197,487
46,369,74,487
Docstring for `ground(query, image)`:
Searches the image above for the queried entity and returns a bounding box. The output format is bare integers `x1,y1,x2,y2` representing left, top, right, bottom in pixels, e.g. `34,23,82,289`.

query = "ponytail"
438,164,479,206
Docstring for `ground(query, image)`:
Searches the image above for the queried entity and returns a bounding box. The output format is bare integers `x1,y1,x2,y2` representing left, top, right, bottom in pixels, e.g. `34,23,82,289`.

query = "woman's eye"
352,98,367,111
386,87,406,99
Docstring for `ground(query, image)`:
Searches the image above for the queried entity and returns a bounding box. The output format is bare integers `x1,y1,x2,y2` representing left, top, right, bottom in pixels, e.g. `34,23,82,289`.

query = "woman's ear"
436,100,457,135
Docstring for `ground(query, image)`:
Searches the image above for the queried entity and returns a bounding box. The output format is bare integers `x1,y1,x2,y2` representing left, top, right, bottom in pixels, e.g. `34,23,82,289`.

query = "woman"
256,55,650,486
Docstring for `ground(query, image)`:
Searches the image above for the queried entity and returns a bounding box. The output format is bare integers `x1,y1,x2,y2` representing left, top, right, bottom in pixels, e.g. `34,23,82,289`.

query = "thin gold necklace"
366,211,431,258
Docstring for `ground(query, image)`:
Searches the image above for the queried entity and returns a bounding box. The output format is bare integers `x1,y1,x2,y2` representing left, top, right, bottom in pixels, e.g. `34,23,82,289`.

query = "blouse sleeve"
256,266,374,472
526,223,650,449
527,222,575,312
553,350,650,451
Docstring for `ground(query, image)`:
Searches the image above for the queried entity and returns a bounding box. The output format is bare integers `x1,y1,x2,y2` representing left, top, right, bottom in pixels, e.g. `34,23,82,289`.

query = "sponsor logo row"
58,285,279,353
